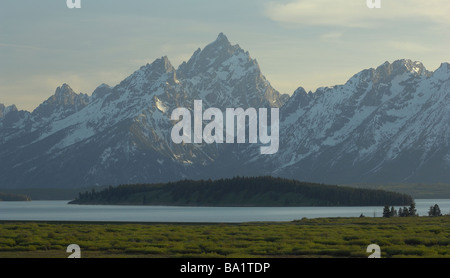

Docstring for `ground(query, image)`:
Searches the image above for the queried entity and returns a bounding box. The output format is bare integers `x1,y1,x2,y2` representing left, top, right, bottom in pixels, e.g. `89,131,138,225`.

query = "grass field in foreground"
0,216,449,258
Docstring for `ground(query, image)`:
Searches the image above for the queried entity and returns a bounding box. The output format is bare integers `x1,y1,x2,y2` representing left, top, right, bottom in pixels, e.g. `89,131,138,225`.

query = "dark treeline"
343,183,450,199
383,203,418,218
428,204,443,217
70,176,413,207
383,203,449,218
0,192,31,201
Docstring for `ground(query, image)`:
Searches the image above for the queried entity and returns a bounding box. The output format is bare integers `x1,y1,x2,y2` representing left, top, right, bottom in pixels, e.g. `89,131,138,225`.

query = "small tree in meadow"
428,204,442,217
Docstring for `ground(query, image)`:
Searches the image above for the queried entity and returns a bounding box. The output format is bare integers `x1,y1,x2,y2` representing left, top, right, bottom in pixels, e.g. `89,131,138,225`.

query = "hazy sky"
1,0,449,111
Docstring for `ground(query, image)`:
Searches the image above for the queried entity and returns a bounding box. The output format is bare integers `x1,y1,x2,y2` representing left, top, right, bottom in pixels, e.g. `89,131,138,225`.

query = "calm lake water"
0,199,449,223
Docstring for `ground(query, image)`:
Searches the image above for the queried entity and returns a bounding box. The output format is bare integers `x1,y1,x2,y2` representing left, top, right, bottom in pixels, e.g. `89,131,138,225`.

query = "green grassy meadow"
0,216,449,258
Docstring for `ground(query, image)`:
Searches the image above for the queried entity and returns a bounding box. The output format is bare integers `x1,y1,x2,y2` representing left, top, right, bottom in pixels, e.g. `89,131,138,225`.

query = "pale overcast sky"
1,0,449,111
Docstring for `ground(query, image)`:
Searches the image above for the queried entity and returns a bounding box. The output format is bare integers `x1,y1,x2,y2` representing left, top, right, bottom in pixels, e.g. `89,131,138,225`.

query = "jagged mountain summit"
32,84,90,122
177,33,288,109
0,33,287,188
0,33,449,189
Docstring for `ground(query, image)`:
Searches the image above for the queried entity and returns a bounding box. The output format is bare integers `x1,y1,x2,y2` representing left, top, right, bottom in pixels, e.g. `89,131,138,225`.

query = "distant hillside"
342,183,450,199
0,192,31,201
69,176,413,207
0,186,110,200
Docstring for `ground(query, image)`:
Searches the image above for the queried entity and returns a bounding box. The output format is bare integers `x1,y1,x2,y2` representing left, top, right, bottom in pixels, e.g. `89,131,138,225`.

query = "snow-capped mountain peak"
177,33,287,108
0,103,18,118
32,83,90,121
178,33,249,79
434,62,450,81
375,59,429,80
118,56,177,92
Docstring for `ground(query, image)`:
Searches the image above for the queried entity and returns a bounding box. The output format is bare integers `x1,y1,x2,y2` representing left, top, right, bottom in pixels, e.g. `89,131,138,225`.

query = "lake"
0,199,449,223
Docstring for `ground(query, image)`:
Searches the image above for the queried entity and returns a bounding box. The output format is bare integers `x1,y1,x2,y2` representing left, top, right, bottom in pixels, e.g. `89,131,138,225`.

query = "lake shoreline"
1,199,449,223
0,213,448,225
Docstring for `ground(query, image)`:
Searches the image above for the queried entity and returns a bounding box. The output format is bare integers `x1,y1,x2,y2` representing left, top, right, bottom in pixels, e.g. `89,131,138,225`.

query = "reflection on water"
0,199,449,223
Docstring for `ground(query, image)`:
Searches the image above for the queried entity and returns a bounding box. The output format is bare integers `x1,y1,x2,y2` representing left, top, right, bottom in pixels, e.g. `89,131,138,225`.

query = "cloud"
265,1,367,27
387,41,431,54
320,32,344,41
265,0,450,28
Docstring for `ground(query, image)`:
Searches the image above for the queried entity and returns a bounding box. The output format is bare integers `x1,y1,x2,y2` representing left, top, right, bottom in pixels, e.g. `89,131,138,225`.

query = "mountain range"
1,33,449,189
